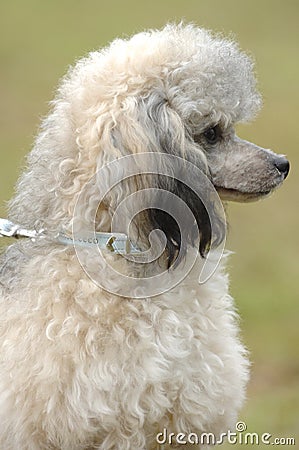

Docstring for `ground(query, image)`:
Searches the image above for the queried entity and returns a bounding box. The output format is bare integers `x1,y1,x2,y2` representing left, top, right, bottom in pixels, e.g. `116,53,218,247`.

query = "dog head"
88,24,288,264
9,24,289,267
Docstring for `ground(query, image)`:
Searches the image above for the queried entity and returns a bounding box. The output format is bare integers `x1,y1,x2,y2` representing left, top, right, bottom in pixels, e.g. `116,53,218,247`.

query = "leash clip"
0,218,39,240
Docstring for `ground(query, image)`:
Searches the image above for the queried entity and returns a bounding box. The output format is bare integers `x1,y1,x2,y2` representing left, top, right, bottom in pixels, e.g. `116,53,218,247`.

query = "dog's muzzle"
210,137,290,202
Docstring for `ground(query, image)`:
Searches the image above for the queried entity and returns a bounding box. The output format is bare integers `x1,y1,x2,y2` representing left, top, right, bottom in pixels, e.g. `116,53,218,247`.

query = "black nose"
274,156,290,178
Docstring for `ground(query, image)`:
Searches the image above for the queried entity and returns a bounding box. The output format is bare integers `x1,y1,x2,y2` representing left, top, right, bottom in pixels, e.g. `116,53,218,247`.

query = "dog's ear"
111,93,226,267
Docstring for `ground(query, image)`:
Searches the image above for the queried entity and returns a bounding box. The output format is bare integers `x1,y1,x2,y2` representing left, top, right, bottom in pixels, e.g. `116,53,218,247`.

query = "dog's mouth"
215,186,272,202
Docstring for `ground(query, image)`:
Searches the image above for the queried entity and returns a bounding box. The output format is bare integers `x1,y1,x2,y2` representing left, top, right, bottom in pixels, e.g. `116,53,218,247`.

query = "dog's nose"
274,156,290,178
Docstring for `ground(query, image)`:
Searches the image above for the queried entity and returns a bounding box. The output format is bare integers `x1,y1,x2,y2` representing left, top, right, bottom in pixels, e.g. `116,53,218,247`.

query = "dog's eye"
203,125,222,145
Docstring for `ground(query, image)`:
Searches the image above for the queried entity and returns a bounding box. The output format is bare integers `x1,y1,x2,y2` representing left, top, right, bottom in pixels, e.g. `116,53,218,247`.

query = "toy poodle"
0,24,289,449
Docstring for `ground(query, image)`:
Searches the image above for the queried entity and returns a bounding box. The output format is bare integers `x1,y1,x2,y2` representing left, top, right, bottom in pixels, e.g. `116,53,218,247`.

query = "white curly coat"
0,24,264,449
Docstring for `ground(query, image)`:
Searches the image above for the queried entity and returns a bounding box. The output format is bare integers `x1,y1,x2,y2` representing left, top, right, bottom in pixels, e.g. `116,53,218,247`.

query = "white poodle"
0,24,289,449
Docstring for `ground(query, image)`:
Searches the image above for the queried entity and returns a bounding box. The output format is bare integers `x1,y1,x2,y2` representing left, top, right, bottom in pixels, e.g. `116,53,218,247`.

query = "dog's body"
0,25,289,449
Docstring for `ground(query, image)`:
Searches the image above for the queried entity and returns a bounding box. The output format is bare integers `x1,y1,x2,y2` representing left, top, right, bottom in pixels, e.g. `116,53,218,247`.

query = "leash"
0,218,140,255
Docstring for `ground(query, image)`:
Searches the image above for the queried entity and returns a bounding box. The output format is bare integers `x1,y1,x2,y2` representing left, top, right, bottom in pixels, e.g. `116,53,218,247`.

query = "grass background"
0,0,298,446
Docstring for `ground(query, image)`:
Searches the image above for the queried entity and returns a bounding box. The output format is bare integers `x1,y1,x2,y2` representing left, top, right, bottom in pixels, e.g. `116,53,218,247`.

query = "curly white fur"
0,24,267,450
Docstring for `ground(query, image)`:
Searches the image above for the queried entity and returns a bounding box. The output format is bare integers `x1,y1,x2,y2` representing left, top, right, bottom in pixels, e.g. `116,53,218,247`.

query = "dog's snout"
274,155,290,178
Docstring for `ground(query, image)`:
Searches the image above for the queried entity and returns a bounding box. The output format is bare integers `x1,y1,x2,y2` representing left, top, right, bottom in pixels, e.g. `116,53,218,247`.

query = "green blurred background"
0,0,298,446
